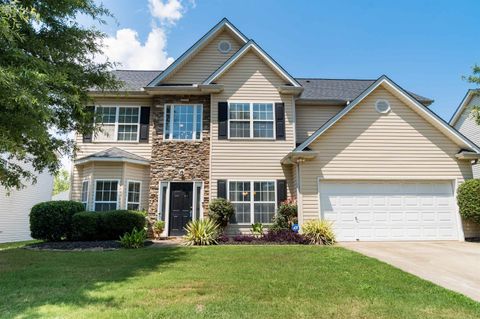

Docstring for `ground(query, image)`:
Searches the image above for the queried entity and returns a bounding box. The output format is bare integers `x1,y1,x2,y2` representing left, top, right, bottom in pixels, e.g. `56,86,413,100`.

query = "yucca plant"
301,220,336,245
184,219,220,246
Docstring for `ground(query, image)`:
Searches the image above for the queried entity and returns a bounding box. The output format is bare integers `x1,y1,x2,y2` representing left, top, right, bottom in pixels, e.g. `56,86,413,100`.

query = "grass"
0,245,478,318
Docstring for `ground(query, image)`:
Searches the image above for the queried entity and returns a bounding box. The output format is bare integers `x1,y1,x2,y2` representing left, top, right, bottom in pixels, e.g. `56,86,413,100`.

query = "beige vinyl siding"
210,50,296,201
453,94,480,178
164,30,243,84
75,97,154,160
71,162,149,211
124,163,150,210
296,104,344,142
299,86,472,223
210,50,295,235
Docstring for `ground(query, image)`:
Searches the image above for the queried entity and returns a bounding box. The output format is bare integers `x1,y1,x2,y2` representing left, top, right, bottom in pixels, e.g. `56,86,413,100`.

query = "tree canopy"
0,0,120,189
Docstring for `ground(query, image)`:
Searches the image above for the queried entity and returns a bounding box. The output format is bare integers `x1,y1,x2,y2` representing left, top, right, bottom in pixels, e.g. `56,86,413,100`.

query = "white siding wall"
0,168,53,243
298,86,474,235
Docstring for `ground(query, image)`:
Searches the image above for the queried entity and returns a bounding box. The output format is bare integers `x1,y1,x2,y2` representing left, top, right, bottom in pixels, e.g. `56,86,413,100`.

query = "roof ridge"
113,69,163,72
296,77,376,81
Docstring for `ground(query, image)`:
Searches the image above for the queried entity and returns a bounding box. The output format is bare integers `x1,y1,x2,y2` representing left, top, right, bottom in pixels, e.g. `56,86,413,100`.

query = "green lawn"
0,244,478,318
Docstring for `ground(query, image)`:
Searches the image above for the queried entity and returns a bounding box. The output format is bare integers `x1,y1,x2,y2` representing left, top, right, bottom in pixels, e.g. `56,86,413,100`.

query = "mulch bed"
25,240,153,251
466,237,480,243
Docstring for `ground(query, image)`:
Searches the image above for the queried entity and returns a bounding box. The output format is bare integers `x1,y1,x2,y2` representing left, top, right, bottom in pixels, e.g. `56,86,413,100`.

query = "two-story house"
71,18,480,241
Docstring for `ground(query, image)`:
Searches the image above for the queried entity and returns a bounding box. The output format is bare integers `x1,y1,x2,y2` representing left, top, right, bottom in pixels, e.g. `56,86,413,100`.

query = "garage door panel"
319,180,459,241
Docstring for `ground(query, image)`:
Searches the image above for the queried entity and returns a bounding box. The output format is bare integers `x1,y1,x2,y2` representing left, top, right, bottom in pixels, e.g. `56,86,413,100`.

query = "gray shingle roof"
76,147,149,163
297,78,433,105
112,70,162,91
100,70,433,105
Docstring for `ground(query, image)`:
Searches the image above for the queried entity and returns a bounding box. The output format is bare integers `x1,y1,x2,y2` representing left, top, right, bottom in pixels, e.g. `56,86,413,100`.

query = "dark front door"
169,183,193,236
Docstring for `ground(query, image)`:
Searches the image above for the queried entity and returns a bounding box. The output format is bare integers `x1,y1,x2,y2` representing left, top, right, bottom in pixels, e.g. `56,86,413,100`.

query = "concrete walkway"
342,241,480,302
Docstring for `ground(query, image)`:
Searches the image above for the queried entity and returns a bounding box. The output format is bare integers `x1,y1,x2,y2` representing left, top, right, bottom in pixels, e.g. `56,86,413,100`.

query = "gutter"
455,151,480,160
143,84,224,95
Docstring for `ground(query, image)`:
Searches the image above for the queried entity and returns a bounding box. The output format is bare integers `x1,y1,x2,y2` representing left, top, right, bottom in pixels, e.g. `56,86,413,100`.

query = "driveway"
342,241,480,302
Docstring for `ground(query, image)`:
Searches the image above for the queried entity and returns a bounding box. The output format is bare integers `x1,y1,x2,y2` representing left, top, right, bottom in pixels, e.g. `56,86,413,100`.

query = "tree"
0,0,120,190
465,65,480,124
53,168,70,195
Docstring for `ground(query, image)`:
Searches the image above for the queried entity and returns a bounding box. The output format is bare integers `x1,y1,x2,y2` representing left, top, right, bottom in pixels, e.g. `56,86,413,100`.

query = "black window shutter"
139,106,150,143
276,179,287,205
275,102,285,140
218,102,228,140
217,180,227,199
82,106,95,143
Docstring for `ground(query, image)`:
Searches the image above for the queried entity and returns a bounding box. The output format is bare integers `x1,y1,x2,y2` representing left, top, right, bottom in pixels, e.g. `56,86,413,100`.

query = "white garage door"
319,180,459,241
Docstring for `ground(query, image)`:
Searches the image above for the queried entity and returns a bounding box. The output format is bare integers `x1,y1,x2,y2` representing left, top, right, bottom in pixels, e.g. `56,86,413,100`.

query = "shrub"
233,235,255,243
99,210,146,240
263,229,308,244
152,220,166,238
72,212,100,241
251,222,264,238
30,201,85,241
457,179,480,224
271,199,298,231
184,219,220,246
71,210,146,241
120,228,147,248
302,220,336,245
208,198,234,228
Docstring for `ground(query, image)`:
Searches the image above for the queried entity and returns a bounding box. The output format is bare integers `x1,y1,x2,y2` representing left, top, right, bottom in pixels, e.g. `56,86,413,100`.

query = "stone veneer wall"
148,95,211,227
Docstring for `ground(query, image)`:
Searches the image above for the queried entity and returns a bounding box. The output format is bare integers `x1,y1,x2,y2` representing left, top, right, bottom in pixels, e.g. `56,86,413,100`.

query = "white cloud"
100,27,174,70
149,0,184,25
96,0,194,70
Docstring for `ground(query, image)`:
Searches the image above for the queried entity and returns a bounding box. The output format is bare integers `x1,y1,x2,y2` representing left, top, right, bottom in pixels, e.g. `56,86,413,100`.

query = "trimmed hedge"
72,210,146,241
457,179,480,224
30,201,85,241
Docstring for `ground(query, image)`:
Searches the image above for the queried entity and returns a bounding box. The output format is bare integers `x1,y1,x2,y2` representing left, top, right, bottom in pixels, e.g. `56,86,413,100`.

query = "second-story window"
228,102,275,139
164,104,203,141
94,106,140,142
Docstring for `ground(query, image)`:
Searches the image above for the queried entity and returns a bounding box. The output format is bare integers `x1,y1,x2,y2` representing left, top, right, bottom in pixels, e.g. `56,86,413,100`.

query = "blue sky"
94,0,479,121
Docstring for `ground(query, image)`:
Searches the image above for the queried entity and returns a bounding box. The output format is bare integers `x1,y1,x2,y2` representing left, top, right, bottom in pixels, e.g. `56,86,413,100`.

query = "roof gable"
296,75,480,153
450,89,478,126
203,40,301,87
147,18,248,86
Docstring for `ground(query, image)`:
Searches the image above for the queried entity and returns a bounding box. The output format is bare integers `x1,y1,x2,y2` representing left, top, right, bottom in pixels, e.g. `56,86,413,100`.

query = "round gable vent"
218,40,232,54
375,99,391,114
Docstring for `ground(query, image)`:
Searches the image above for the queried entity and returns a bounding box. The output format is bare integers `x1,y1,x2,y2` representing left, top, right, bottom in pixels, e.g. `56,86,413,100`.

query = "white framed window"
81,180,89,210
94,180,119,211
193,181,203,220
228,180,276,224
228,102,275,139
126,181,141,210
94,106,140,142
164,104,203,141
158,181,169,221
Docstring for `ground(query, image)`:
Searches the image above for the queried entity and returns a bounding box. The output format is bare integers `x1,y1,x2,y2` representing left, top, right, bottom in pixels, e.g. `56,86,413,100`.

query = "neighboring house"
450,89,480,178
52,190,70,201
0,164,54,243
71,18,480,241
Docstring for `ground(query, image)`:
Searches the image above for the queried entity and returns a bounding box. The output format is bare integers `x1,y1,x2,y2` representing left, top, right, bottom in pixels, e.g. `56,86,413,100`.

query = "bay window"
229,181,276,224
81,180,89,209
126,181,141,210
164,104,203,140
228,102,274,139
94,180,118,211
